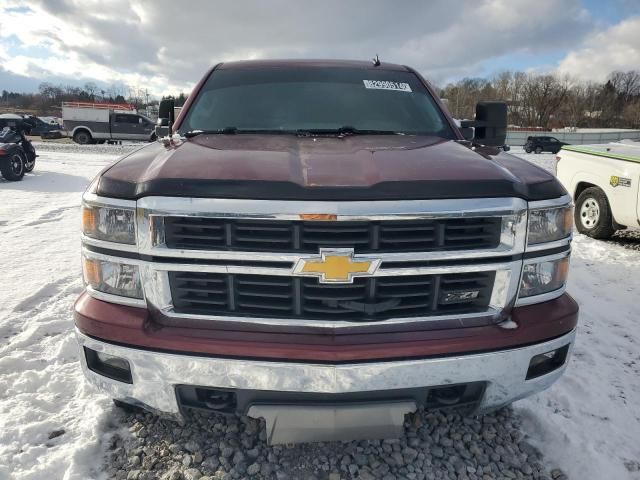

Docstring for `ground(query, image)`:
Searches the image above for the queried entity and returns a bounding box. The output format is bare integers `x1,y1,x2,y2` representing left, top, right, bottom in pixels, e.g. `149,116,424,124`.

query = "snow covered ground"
0,144,638,479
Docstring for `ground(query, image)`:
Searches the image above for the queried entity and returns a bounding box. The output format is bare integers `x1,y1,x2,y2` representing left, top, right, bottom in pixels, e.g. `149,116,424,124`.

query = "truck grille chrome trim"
527,194,572,210
137,197,528,262
162,216,504,254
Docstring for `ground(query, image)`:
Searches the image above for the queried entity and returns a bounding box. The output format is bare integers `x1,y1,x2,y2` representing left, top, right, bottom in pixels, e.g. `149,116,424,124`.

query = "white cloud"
557,16,640,81
0,0,630,96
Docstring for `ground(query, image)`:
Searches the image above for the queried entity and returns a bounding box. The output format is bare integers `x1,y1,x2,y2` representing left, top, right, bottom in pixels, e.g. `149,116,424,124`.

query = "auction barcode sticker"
363,80,412,92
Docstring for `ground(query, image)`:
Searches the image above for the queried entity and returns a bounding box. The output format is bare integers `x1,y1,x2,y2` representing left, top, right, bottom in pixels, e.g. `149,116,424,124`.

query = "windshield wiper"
183,127,295,138
296,126,405,137
184,126,408,138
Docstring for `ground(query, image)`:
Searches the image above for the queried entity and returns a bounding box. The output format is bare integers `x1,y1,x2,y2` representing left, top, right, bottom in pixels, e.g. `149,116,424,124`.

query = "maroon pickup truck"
75,59,578,444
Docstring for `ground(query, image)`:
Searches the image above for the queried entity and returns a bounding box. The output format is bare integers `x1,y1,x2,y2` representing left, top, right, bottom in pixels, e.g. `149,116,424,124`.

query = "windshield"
179,67,455,138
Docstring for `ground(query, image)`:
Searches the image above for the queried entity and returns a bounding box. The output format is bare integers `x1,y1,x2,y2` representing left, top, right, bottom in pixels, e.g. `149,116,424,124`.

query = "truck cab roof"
217,59,411,72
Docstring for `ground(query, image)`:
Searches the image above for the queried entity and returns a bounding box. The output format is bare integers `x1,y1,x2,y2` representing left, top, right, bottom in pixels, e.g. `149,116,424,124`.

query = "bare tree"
84,82,98,101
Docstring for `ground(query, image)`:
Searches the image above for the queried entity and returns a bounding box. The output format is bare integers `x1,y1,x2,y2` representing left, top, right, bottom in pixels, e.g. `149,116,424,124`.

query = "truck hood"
97,134,565,201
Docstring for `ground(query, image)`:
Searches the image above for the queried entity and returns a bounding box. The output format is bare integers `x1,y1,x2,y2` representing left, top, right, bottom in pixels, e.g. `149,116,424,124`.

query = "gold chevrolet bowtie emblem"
293,248,381,284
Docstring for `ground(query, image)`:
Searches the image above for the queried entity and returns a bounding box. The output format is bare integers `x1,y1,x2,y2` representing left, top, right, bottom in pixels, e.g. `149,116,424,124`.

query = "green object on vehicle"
562,145,640,164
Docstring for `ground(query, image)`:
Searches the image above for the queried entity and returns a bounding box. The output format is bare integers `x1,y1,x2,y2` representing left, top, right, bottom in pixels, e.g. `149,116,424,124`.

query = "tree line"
0,82,190,116
438,70,640,129
1,71,639,129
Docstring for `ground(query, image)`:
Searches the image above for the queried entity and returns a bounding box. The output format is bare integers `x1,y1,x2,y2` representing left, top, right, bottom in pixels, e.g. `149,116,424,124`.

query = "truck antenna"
372,54,381,67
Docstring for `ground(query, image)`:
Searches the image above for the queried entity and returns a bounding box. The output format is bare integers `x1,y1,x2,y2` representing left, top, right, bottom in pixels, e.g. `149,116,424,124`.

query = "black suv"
524,136,568,154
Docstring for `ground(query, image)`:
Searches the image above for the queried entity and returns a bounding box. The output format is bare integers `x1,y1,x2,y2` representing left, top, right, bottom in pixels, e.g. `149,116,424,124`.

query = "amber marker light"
81,206,96,235
299,214,338,221
82,257,101,286
556,257,570,284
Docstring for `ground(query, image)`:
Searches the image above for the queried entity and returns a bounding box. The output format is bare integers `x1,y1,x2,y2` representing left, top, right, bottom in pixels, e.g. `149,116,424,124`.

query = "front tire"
0,152,25,181
73,130,92,145
575,187,616,239
24,155,36,173
524,147,532,153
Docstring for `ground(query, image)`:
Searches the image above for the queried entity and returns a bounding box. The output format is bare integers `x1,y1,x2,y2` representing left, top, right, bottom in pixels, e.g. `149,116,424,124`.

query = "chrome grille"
127,196,530,326
168,271,496,321
163,217,503,253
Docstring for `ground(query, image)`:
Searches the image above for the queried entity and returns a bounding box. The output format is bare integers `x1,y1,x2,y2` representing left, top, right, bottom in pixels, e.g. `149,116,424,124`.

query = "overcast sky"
0,0,639,96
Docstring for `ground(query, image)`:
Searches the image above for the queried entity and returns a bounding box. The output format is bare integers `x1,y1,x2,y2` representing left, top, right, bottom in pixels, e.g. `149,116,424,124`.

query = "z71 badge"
610,175,632,188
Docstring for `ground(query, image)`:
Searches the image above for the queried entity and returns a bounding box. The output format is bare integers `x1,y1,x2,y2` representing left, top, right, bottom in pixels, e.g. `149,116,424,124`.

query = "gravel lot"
105,406,567,480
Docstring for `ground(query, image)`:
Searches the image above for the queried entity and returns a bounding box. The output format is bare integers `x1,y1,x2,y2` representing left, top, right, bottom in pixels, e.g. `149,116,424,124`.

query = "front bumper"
77,328,575,442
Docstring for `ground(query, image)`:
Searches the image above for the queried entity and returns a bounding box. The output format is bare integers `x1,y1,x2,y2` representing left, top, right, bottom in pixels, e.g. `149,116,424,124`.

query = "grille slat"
169,271,495,321
164,217,502,253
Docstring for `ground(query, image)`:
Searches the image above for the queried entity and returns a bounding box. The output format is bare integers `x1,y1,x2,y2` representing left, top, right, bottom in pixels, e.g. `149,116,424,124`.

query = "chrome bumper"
76,328,575,443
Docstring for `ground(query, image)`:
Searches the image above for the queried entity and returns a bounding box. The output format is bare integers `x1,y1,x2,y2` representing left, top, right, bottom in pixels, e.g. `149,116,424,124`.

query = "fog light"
526,345,570,380
84,347,133,384
96,351,130,371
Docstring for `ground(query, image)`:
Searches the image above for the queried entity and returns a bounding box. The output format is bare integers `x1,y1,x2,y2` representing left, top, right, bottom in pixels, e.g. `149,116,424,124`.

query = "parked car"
556,142,640,239
75,59,577,445
26,116,63,139
524,135,568,154
0,113,62,139
62,102,156,144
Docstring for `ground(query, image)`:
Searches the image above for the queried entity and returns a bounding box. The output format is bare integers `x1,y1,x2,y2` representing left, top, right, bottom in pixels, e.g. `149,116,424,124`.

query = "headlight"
82,204,136,244
519,256,569,298
527,205,572,245
82,255,143,299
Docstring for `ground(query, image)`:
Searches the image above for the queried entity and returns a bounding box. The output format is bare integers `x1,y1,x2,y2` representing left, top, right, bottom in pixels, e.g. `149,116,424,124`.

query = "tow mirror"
156,98,175,139
460,101,507,147
158,98,175,127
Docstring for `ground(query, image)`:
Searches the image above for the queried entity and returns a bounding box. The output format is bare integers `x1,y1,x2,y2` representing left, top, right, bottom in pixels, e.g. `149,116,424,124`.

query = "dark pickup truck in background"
75,59,578,444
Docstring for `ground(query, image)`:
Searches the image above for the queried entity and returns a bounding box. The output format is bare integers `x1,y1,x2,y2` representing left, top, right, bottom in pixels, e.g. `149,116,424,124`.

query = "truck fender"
71,125,94,138
569,171,606,200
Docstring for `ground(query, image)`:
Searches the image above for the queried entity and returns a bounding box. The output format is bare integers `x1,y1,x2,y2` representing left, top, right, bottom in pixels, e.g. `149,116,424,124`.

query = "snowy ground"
0,144,638,479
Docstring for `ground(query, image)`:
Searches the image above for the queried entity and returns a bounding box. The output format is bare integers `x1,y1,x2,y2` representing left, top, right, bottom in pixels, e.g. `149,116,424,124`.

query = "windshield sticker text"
363,80,412,92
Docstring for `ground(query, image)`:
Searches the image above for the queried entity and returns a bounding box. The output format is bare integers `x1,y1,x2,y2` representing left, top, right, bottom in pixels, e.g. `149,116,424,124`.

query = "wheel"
73,130,92,145
0,151,25,181
575,187,616,239
24,154,36,173
149,132,157,142
524,147,532,153
535,146,543,154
